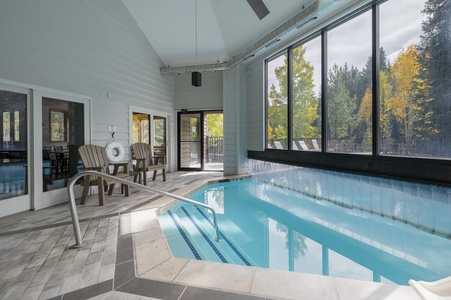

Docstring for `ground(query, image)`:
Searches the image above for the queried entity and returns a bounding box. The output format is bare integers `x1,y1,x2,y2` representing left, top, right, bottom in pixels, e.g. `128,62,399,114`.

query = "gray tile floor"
0,171,419,300
0,171,261,300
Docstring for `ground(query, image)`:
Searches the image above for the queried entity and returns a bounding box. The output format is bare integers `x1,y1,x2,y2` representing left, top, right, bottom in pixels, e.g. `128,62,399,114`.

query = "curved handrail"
67,170,221,248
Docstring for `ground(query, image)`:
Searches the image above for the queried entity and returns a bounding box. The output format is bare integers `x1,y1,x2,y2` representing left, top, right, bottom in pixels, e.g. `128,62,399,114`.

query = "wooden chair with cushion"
131,142,166,185
78,144,131,206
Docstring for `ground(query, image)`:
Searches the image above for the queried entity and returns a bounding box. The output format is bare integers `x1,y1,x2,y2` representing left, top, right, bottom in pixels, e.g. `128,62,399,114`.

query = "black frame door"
178,111,204,171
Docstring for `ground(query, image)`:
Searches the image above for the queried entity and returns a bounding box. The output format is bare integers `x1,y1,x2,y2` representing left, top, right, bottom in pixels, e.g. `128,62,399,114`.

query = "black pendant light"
192,0,201,87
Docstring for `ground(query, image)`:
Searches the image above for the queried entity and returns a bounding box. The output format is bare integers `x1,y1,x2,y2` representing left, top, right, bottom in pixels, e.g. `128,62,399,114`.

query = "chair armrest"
109,162,128,167
84,166,103,172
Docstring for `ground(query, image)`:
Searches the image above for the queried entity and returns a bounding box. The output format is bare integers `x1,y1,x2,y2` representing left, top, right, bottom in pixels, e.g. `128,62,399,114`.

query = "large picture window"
379,0,450,158
265,0,451,160
327,10,372,154
292,37,322,151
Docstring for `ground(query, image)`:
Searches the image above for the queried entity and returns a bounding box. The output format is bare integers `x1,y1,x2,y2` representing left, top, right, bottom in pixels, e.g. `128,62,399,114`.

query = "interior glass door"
41,97,85,193
0,85,29,216
179,112,203,170
132,112,150,144
153,116,166,157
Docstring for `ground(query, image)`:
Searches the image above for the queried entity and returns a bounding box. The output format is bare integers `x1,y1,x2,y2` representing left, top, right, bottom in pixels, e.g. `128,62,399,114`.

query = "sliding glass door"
33,90,89,210
132,112,150,144
41,97,85,193
132,112,167,157
0,83,30,216
0,81,89,216
153,116,167,157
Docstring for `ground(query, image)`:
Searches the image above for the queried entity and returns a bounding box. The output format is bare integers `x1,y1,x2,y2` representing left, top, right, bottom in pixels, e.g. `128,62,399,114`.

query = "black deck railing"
206,136,223,163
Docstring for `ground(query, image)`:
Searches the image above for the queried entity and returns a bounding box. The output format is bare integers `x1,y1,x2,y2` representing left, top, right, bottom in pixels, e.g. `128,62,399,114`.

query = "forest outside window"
379,0,450,158
292,37,322,151
327,9,372,154
267,51,288,150
265,0,451,159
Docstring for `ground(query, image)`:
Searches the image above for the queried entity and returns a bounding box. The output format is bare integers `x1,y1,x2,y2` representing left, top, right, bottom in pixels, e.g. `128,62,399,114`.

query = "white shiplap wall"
175,71,223,110
239,66,248,174
246,59,265,151
0,0,175,159
223,65,248,175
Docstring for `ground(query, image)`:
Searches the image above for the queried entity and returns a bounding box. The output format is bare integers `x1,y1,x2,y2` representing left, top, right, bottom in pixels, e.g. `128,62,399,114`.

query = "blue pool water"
158,177,451,286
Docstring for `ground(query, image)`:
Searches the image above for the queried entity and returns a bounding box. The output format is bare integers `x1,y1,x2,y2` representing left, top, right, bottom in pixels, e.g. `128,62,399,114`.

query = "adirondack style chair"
131,142,166,185
78,144,131,206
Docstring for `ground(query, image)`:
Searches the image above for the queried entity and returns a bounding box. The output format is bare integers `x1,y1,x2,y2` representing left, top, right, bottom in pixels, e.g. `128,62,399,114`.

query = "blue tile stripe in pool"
167,210,202,260
194,206,252,266
181,206,228,263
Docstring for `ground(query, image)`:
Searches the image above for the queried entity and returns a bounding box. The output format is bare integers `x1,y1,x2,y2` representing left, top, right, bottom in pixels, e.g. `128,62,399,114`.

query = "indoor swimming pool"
158,162,451,286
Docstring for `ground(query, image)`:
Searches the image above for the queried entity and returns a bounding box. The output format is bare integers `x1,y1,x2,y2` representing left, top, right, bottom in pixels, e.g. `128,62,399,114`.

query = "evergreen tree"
327,64,358,140
417,0,451,156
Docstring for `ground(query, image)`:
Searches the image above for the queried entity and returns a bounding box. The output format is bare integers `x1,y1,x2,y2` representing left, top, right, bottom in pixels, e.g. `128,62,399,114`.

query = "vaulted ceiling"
122,0,323,69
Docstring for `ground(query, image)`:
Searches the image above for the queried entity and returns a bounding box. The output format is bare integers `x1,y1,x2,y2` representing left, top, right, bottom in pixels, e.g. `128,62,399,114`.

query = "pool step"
158,210,202,260
161,204,253,266
187,205,253,267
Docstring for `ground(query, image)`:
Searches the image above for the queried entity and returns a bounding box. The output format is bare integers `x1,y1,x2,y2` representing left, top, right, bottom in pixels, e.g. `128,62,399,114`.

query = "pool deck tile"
135,237,172,276
250,268,339,300
140,257,190,282
173,260,257,294
333,277,419,300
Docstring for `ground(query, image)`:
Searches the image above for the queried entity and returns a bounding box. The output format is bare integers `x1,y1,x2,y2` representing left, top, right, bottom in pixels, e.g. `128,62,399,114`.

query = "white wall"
246,59,266,151
175,71,223,110
0,0,175,155
223,65,248,175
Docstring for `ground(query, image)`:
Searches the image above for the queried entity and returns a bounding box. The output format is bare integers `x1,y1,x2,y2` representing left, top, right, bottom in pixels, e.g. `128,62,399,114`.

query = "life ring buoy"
105,141,125,162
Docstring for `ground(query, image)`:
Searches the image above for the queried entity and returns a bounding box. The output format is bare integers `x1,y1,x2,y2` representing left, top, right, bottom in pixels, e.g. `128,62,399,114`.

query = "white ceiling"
122,0,316,69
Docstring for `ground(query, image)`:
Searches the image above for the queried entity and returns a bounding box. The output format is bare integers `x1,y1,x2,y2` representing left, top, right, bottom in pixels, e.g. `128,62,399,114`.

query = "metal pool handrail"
67,170,221,248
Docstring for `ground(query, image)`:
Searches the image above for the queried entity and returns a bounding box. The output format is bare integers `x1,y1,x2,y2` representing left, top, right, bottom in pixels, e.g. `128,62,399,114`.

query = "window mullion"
321,31,327,152
288,47,293,150
372,3,380,156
